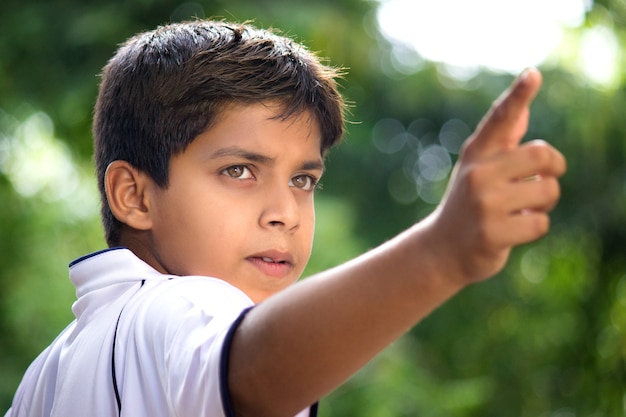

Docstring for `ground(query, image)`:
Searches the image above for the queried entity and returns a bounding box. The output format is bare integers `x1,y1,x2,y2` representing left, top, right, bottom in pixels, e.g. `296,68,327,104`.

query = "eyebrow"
208,146,325,171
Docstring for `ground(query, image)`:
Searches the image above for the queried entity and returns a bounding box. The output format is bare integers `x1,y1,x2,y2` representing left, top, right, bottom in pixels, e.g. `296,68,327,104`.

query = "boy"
5,19,566,417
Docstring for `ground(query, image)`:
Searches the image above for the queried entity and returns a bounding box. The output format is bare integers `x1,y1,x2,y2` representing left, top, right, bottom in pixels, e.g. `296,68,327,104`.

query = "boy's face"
145,102,323,303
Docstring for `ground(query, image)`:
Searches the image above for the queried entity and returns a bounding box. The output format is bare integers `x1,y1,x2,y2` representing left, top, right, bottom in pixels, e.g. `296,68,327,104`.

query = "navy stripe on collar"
69,247,127,267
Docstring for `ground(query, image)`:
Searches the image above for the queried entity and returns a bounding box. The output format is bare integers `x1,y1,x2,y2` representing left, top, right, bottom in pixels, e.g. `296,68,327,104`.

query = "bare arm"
228,68,567,417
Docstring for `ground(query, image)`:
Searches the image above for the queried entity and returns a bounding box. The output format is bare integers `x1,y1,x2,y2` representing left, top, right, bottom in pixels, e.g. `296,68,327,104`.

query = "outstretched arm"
228,68,567,417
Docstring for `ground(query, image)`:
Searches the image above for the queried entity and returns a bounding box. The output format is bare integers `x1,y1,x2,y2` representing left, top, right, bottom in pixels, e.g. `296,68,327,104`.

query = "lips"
261,257,283,263
247,250,294,278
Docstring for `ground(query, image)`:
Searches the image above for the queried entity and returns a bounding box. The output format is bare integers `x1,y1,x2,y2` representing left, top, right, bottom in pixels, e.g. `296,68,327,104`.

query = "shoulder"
109,277,252,416
144,276,252,314
130,276,253,341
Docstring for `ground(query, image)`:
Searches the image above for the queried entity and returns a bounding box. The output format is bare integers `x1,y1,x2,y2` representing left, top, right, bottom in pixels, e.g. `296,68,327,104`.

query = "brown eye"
222,165,253,179
290,175,317,191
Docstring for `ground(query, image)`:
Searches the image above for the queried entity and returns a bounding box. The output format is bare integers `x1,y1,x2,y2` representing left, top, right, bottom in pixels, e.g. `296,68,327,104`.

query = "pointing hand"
427,68,567,284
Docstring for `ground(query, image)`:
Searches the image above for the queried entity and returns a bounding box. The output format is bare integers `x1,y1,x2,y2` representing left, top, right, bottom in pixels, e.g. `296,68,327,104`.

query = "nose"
259,184,301,232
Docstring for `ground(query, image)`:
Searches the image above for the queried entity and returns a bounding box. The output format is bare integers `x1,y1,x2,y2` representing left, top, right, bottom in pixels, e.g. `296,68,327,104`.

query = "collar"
69,248,165,320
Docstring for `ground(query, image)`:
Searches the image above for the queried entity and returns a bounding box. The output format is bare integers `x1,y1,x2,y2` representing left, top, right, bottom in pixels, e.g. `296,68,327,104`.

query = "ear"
105,160,154,231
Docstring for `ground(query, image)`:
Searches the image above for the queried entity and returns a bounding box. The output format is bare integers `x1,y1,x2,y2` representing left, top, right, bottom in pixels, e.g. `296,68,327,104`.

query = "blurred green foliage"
1,0,626,415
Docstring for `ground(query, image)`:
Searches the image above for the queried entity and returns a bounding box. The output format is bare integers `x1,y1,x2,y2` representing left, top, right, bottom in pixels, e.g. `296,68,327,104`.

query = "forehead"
187,101,323,157
209,100,322,141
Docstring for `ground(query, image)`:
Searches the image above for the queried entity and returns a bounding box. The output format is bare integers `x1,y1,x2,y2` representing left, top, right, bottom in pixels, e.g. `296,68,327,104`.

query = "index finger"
463,68,543,161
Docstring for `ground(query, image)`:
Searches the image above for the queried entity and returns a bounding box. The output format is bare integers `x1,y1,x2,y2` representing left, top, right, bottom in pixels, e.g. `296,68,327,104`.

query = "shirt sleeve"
139,277,317,417
218,306,253,417
139,277,254,417
218,307,318,417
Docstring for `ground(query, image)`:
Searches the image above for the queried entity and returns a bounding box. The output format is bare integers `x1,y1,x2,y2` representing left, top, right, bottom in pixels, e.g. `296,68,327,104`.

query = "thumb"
463,67,542,161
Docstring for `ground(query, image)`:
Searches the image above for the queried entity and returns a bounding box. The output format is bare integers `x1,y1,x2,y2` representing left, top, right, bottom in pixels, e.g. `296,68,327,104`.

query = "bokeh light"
376,0,591,75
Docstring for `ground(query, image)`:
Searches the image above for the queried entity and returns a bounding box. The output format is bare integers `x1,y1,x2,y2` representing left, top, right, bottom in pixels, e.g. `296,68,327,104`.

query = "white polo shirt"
5,248,316,417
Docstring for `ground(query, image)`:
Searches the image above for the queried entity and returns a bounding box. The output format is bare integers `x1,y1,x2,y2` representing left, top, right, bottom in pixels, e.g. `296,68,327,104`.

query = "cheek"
151,190,225,250
300,204,316,247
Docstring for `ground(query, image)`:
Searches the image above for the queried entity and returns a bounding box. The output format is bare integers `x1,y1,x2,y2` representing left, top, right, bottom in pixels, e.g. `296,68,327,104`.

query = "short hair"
93,20,346,247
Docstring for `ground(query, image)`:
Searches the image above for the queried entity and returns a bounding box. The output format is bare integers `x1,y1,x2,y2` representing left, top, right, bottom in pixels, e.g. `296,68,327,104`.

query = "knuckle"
477,191,500,216
540,180,561,213
531,214,550,237
543,177,561,202
464,162,490,189
525,143,551,166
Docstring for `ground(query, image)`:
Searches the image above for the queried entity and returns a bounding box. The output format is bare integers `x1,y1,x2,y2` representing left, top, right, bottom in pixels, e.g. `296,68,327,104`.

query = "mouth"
260,256,288,264
247,252,294,278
